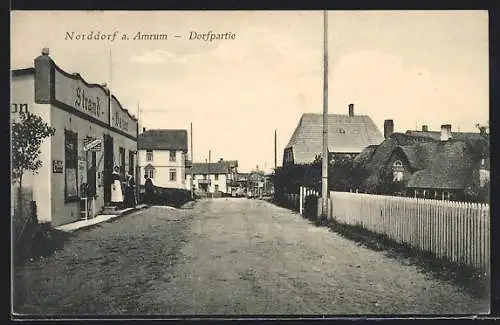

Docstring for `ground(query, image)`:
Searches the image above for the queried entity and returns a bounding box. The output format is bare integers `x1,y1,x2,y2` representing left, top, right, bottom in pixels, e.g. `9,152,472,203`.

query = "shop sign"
83,138,102,152
110,96,137,138
53,160,63,173
54,69,109,125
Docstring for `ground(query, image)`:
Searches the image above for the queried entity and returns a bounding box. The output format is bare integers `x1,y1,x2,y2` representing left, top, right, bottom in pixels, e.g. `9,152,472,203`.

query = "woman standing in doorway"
111,165,124,208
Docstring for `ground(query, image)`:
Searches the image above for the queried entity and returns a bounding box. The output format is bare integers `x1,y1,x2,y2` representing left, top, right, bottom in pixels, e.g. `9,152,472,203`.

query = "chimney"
440,124,452,141
384,119,394,139
422,125,429,132
348,103,354,117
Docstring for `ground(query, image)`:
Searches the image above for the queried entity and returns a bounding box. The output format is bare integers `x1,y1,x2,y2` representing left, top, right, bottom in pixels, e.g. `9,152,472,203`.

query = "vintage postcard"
10,10,490,317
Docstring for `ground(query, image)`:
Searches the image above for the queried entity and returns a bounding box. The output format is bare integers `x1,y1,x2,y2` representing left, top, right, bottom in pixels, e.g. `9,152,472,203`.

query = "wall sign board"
54,69,110,125
53,160,63,173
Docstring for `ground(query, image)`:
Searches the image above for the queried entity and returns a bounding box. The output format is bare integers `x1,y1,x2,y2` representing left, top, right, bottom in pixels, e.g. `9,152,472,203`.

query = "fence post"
299,186,304,215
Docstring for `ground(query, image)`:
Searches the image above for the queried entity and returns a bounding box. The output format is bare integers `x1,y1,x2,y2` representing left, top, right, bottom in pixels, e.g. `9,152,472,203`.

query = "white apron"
111,172,124,203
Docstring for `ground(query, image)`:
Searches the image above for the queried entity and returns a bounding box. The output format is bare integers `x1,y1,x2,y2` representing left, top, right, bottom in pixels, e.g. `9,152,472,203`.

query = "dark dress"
144,178,154,205
124,177,137,208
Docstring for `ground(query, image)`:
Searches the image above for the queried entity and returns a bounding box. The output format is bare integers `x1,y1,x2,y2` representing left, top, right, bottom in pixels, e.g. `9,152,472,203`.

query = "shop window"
146,150,153,161
169,169,177,181
215,184,219,192
169,150,176,162
65,130,79,202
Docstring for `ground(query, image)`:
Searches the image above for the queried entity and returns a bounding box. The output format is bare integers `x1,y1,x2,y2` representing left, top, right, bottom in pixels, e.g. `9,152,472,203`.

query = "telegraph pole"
208,150,212,198
321,10,329,221
190,122,194,199
190,123,194,162
274,129,277,170
109,48,113,125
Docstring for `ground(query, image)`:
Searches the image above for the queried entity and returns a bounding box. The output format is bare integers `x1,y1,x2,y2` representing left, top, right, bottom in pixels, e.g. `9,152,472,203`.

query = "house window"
146,150,153,161
215,174,219,180
145,168,154,179
169,169,177,181
392,160,404,182
203,174,207,180
215,184,219,192
169,151,176,162
64,130,79,201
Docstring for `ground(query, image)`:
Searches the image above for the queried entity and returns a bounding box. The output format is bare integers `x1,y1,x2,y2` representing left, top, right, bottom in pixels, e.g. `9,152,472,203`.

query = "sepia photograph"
10,10,490,317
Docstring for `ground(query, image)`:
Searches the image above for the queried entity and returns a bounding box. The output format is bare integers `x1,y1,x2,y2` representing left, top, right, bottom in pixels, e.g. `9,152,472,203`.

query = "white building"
11,48,138,226
137,129,188,189
185,159,238,196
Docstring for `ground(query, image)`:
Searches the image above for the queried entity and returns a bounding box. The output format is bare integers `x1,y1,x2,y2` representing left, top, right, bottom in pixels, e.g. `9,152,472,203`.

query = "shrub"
304,195,318,218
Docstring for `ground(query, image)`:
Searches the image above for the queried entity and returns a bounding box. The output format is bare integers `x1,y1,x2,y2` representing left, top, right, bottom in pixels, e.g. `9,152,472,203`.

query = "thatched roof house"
355,123,489,201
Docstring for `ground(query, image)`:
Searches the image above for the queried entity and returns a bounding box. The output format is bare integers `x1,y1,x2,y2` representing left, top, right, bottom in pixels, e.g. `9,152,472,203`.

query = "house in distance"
186,159,238,197
283,104,384,166
137,128,188,189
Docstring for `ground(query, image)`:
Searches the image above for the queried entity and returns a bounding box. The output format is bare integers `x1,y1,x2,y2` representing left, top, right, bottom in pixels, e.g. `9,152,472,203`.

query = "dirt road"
13,198,489,315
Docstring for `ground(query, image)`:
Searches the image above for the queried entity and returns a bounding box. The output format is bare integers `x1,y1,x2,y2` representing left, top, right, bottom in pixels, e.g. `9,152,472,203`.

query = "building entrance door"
103,134,114,203
119,147,126,179
87,151,97,197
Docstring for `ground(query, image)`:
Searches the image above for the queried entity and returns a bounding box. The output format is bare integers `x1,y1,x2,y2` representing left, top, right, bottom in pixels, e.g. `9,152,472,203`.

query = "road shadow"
326,220,490,300
268,198,489,300
14,223,74,267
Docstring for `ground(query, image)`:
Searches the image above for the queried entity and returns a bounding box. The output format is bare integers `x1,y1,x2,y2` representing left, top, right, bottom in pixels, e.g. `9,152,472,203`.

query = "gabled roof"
138,129,188,151
285,113,384,164
189,160,238,175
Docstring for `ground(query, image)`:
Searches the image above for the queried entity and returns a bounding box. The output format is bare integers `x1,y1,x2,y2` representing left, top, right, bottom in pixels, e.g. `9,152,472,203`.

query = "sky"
11,11,489,173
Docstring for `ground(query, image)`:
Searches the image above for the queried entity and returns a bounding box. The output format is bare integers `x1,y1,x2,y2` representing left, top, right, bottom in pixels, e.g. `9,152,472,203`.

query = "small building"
11,48,138,226
186,159,238,196
356,122,489,202
138,128,188,189
283,104,384,165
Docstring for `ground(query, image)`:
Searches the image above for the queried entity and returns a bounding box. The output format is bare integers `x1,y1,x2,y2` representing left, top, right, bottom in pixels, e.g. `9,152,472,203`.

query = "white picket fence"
325,190,490,273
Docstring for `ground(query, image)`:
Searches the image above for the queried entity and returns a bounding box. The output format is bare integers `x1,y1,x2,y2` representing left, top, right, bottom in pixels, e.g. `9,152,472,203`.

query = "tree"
11,111,56,222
